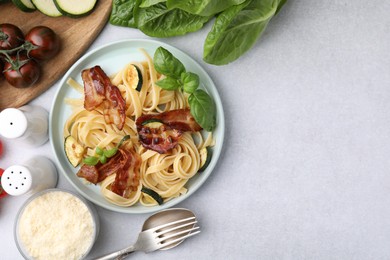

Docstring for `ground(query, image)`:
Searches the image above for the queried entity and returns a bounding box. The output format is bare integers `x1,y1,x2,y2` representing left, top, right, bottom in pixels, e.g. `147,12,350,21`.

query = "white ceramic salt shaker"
0,105,49,146
0,156,58,196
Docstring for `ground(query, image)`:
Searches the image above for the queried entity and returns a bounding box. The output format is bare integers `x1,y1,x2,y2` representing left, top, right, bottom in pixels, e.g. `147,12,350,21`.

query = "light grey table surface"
2,1,390,259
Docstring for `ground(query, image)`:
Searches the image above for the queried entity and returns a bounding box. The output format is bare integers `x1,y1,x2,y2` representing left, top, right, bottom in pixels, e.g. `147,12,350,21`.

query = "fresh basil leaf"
95,147,104,156
140,0,165,7
134,3,211,37
188,89,216,132
167,0,246,17
181,72,199,94
156,77,181,90
203,0,280,65
110,0,140,28
83,156,99,166
104,148,118,158
99,155,107,164
154,47,186,78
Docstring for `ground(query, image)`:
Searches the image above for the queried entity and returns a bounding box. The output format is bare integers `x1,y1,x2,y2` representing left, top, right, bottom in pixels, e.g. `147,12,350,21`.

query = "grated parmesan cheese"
18,191,95,260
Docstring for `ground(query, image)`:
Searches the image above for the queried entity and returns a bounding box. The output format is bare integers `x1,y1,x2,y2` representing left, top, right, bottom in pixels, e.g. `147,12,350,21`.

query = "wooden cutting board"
0,1,112,110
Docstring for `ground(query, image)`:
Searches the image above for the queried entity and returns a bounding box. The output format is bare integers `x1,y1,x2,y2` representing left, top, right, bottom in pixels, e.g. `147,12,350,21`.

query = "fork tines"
156,226,201,250
151,216,196,232
150,216,201,250
155,219,198,235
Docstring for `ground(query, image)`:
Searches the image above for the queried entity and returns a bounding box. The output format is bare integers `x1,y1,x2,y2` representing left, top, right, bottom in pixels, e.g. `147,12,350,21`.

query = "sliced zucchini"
199,147,212,172
141,186,163,205
126,64,143,91
31,0,62,17
64,135,85,167
12,0,36,12
117,135,131,147
53,0,97,18
141,118,163,128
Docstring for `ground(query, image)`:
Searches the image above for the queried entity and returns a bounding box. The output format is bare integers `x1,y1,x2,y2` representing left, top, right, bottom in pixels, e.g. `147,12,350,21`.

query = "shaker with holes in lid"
0,156,58,196
0,105,48,146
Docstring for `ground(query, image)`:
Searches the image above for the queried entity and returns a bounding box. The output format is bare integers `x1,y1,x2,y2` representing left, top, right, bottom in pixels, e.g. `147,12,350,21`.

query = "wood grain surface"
0,0,112,110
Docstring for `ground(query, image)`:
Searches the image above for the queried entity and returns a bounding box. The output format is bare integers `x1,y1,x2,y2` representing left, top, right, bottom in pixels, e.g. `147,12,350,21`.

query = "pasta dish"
63,48,214,207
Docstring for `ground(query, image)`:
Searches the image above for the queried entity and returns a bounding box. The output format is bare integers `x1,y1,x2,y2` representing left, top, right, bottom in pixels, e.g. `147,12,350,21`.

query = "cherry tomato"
25,26,60,60
0,168,7,199
0,139,3,157
0,23,24,51
3,55,41,88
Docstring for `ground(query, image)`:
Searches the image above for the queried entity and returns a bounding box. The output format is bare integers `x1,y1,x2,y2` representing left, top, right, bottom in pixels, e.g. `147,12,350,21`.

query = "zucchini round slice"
31,0,62,17
64,136,85,167
199,147,212,172
141,186,164,205
126,64,143,91
54,0,97,18
12,0,36,12
141,118,163,128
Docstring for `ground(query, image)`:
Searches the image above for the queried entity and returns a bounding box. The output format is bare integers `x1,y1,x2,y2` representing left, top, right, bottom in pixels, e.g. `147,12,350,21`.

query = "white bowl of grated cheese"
14,189,99,260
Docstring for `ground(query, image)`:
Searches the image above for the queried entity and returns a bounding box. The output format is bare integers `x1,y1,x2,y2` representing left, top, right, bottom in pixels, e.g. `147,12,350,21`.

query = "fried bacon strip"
76,164,99,184
82,66,106,111
138,126,182,154
137,108,202,132
77,146,141,198
111,149,141,197
136,109,202,154
82,66,126,130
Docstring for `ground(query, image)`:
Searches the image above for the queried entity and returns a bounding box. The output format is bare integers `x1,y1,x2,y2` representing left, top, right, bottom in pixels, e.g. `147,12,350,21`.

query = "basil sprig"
153,47,216,131
83,135,130,166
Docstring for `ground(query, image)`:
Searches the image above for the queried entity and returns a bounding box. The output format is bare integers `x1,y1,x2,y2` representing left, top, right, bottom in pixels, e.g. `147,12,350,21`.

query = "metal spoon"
94,208,200,260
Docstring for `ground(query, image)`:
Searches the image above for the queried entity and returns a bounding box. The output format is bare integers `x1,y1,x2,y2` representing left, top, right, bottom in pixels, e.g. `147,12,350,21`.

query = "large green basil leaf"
203,0,283,65
134,3,211,37
140,0,165,8
166,0,246,17
153,47,186,78
110,0,139,28
188,89,216,132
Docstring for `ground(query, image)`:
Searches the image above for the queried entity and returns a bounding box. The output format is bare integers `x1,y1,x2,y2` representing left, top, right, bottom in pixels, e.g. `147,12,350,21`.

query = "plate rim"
49,39,225,214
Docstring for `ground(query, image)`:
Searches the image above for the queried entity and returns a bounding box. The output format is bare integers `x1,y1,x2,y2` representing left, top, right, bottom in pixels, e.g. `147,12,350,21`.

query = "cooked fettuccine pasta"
64,49,214,207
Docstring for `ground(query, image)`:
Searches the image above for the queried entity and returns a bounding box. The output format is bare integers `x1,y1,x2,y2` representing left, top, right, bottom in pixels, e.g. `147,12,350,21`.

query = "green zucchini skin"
53,0,97,18
199,147,212,172
133,65,143,91
31,0,62,17
64,135,84,167
141,186,164,205
141,118,163,126
12,0,36,12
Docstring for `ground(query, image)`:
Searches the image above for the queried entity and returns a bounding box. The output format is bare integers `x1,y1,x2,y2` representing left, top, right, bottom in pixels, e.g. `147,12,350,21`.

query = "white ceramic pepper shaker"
0,105,49,146
0,156,58,196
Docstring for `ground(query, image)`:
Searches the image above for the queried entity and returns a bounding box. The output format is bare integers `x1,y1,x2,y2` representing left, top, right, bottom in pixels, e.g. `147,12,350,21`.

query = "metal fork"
94,216,200,260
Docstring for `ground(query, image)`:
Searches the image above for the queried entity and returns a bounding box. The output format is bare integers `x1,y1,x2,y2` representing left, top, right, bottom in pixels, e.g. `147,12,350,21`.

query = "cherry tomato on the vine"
25,26,60,60
0,23,24,51
3,55,41,88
